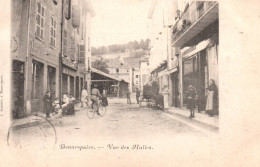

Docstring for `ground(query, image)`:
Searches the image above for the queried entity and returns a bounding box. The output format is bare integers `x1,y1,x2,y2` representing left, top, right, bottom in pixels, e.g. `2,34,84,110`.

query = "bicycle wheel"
87,106,95,119
99,104,106,117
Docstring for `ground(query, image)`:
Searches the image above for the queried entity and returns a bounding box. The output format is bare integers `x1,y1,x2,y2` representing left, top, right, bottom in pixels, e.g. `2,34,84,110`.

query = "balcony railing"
172,1,216,43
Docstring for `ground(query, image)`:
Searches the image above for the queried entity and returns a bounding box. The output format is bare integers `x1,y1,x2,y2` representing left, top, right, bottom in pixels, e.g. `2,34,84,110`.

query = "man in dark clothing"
43,90,52,118
136,88,141,104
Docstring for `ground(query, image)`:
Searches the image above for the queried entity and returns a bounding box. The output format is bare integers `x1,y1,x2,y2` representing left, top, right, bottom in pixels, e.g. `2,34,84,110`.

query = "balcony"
171,1,218,47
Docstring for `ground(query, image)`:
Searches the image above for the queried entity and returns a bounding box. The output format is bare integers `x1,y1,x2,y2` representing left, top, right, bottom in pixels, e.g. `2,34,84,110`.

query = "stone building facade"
11,0,94,118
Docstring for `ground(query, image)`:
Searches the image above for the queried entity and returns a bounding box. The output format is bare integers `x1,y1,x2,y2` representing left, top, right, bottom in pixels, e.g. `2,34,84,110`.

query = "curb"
164,110,219,132
12,114,62,130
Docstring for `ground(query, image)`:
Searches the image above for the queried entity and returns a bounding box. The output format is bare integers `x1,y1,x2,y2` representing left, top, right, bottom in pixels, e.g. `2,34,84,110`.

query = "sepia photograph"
1,0,260,166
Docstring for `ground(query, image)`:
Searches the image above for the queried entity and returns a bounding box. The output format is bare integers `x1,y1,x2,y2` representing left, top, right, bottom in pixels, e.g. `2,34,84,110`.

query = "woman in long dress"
206,79,219,116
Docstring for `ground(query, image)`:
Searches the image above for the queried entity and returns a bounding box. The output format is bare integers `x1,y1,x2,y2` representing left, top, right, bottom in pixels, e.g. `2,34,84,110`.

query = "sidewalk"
11,102,84,129
166,107,219,132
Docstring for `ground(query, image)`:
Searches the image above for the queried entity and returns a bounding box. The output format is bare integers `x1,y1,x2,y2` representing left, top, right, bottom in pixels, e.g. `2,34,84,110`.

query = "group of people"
126,88,141,104
43,80,218,119
81,84,108,115
186,79,219,118
43,84,109,118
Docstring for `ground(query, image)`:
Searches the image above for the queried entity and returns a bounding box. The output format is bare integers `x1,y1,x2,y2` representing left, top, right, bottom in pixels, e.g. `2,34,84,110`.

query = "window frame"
50,15,57,48
63,30,68,57
64,0,71,20
35,2,46,41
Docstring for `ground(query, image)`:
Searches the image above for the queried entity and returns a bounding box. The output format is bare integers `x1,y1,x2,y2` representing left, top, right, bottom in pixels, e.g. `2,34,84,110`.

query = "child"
186,85,197,118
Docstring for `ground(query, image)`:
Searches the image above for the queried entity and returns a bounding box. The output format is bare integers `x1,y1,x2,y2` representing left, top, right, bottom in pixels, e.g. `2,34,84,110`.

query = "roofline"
91,68,129,83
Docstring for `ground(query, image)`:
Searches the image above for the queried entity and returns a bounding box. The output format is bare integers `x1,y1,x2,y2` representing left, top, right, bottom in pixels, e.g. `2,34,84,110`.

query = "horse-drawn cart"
140,84,164,109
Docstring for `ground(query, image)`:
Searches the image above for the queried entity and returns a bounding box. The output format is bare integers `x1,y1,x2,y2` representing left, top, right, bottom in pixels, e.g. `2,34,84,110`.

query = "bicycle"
87,99,106,119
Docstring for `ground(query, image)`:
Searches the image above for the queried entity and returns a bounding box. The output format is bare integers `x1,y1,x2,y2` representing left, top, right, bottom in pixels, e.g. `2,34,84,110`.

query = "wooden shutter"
79,45,85,63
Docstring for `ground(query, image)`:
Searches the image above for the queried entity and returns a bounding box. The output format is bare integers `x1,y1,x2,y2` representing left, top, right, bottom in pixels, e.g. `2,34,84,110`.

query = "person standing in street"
186,85,197,118
136,88,141,104
81,87,88,108
43,90,52,118
126,88,131,104
102,89,108,106
91,84,102,115
206,79,219,116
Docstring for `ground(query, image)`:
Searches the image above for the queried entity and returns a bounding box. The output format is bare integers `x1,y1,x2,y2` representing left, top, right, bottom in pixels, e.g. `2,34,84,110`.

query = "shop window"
50,16,56,48
36,2,45,40
183,56,199,104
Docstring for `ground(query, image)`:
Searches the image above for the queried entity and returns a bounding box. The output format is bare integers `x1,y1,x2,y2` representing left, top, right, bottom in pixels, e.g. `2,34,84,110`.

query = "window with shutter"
50,16,56,48
81,22,84,39
63,30,68,56
36,2,45,40
70,37,76,60
79,45,85,63
64,0,71,19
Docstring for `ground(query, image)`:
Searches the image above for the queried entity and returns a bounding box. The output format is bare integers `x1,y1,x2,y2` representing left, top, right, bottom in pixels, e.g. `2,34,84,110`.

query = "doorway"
171,72,179,107
12,60,25,118
76,76,79,99
47,66,56,98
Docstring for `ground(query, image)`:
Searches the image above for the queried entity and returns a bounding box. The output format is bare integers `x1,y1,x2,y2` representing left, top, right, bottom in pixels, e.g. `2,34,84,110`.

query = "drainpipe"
24,0,32,115
59,0,64,108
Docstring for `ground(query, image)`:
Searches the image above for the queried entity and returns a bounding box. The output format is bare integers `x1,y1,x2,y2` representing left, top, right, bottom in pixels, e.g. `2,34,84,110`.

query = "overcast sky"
91,0,151,47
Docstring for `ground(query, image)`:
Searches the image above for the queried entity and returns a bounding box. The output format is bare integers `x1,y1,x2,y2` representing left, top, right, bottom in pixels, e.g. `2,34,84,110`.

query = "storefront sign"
62,66,76,76
62,57,78,70
181,39,211,59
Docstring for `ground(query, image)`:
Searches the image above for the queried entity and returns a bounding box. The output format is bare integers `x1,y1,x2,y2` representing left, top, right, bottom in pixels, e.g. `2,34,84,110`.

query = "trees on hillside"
91,38,151,55
91,59,109,74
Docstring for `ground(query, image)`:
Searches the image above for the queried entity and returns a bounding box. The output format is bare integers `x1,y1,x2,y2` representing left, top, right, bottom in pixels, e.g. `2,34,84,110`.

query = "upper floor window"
63,30,68,56
136,75,139,78
36,2,45,40
64,0,71,19
81,22,84,40
50,16,56,48
197,2,205,18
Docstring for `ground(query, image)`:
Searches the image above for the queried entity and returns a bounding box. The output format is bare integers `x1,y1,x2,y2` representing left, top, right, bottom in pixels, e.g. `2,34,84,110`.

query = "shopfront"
181,38,218,111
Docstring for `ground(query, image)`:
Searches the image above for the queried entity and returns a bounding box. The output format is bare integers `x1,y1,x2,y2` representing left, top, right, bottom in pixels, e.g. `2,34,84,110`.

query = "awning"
91,68,128,83
181,39,212,59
